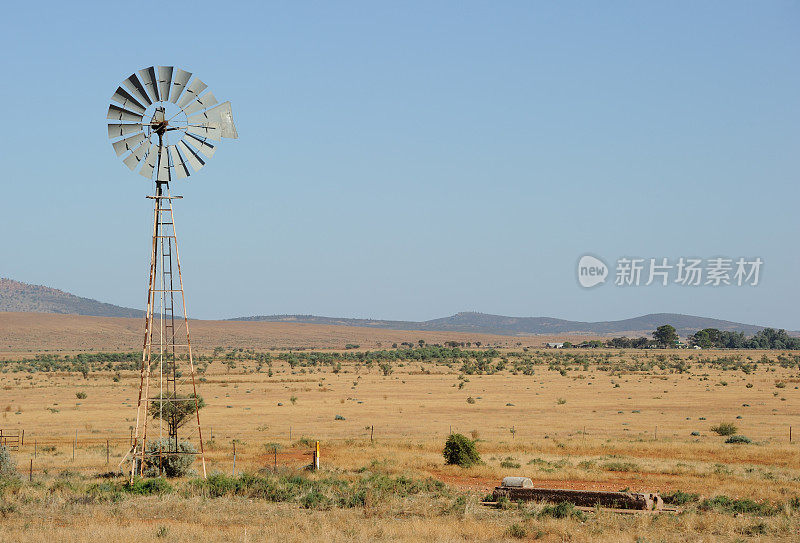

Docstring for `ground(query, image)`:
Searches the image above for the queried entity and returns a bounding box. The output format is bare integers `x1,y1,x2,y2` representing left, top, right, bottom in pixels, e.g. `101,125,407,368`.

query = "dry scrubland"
1,319,799,541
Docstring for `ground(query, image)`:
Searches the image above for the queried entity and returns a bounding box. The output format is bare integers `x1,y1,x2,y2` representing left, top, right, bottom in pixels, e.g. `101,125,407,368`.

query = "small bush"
663,490,699,505
125,477,174,495
443,433,481,467
500,457,521,469
466,397,476,404
700,495,776,516
506,523,527,539
75,392,87,399
556,397,567,405
0,445,17,479
301,489,332,509
539,501,585,520
602,461,638,472
725,435,751,444
142,438,197,477
334,415,346,421
710,422,737,436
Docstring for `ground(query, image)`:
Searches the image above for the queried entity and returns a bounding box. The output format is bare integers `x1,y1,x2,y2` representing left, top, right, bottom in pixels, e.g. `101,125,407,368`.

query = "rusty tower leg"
127,181,206,480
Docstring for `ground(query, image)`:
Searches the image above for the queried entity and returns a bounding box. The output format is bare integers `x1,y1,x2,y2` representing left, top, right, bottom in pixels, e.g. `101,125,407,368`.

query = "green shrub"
500,457,521,469
141,438,197,477
602,461,638,472
300,489,332,509
124,477,174,495
443,433,481,467
725,435,751,444
662,490,699,505
700,495,776,516
710,422,737,436
0,445,16,479
539,501,585,520
506,523,527,539
75,392,87,399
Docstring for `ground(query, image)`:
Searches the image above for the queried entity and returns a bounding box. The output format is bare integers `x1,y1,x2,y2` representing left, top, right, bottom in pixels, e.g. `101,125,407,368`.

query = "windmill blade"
157,145,171,182
108,123,144,139
168,145,190,179
122,73,152,106
157,66,173,102
187,122,221,141
112,132,148,157
138,66,160,103
123,140,151,171
139,143,158,179
177,140,205,172
170,68,192,104
184,133,216,158
111,87,146,114
182,91,218,116
189,101,238,139
107,104,143,122
177,78,207,109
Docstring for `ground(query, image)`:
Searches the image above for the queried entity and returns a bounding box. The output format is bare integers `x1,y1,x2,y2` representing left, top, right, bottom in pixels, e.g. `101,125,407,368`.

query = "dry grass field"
1,315,799,541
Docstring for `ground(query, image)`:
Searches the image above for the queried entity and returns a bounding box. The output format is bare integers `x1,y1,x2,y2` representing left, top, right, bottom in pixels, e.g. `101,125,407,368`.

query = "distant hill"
230,311,769,337
0,278,144,318
0,278,780,336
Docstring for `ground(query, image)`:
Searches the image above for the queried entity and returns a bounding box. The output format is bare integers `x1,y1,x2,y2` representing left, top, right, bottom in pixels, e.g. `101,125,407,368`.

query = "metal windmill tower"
107,65,238,479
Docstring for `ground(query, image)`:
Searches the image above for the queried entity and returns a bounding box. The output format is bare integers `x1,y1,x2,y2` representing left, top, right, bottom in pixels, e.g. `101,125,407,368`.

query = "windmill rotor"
107,65,237,181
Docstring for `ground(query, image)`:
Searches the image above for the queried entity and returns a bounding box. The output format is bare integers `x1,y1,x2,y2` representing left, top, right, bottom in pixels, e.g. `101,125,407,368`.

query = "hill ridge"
0,278,144,318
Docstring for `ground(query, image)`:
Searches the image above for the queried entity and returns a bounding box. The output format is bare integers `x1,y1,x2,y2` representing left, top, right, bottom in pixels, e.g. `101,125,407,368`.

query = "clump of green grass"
539,501,586,520
506,523,527,539
662,490,699,505
602,461,638,472
710,422,737,436
725,435,751,444
699,495,777,516
124,477,173,495
500,457,521,469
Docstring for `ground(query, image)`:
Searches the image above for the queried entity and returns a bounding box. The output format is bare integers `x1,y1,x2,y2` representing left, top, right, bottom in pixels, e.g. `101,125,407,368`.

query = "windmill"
108,65,238,479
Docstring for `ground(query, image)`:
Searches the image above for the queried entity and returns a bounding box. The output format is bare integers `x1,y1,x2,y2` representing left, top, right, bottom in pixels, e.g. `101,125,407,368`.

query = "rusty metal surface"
492,486,663,510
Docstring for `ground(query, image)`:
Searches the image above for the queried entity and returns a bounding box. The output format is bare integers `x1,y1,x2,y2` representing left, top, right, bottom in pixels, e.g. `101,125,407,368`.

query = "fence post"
791,426,793,444
21,429,24,446
232,442,236,476
106,439,110,464
370,425,374,442
273,445,277,473
314,441,320,470
29,459,33,482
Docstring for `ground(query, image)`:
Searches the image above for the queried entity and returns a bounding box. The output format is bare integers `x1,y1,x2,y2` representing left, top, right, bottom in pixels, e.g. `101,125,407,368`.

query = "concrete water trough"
492,478,664,511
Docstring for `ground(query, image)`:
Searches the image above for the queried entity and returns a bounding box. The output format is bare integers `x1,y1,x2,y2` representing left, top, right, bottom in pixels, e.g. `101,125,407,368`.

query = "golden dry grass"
1,329,799,540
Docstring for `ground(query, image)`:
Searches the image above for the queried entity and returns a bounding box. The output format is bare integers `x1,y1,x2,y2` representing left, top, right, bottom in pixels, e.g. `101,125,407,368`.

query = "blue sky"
0,2,798,328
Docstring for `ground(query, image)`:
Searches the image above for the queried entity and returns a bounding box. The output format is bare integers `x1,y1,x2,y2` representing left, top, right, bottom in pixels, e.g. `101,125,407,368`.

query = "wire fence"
2,421,796,482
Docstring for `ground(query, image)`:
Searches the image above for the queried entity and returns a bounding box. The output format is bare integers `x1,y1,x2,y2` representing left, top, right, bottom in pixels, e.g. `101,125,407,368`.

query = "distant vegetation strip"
2,343,798,378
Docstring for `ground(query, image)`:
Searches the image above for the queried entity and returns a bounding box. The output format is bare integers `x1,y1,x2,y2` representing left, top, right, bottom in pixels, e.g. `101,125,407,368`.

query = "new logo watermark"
577,255,762,288
577,255,608,288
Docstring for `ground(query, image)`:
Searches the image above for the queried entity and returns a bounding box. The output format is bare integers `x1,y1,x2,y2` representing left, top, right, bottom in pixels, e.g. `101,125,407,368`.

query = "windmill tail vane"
109,65,238,480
